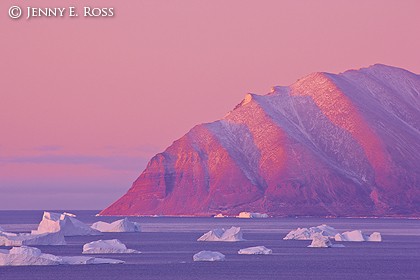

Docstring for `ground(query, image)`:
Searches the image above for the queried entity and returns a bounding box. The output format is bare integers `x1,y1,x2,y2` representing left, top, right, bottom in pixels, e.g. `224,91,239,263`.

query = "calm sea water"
1,210,420,280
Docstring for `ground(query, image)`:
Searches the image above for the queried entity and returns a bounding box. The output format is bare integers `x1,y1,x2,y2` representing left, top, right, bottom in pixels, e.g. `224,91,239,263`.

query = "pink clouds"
0,0,419,209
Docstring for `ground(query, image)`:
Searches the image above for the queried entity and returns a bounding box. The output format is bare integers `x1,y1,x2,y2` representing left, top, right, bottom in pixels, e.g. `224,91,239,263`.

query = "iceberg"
0,231,66,246
213,214,226,218
283,224,339,240
82,239,140,254
236,212,268,218
0,246,61,266
307,234,345,248
238,246,272,255
285,225,381,243
335,230,382,242
307,234,333,248
335,230,366,242
0,246,124,266
197,226,244,242
368,232,382,242
193,251,225,262
32,211,101,236
62,212,77,217
91,218,141,232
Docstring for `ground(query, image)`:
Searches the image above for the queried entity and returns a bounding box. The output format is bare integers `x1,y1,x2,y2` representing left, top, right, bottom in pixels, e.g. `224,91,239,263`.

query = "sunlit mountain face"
101,64,420,217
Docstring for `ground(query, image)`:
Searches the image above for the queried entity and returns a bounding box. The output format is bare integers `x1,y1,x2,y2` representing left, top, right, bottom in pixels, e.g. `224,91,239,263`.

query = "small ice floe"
62,212,77,217
213,214,226,218
0,246,124,266
82,239,140,254
193,251,225,262
91,218,141,233
197,226,244,242
335,230,382,242
283,224,339,240
238,246,272,255
31,211,102,237
236,212,269,218
61,256,124,265
0,231,66,246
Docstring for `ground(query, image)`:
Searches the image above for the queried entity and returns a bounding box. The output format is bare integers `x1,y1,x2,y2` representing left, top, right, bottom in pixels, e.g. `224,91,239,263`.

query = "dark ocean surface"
0,211,419,279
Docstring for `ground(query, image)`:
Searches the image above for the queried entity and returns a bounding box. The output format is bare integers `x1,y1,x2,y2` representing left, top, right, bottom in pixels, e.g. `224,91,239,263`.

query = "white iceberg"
284,225,381,243
213,214,226,218
335,230,382,242
0,246,124,266
368,232,382,242
32,211,101,236
238,246,272,255
82,239,140,254
91,218,141,233
307,233,345,248
0,246,62,266
335,230,365,242
307,234,333,248
197,226,244,242
236,212,268,218
283,224,339,240
193,251,225,262
0,231,66,246
62,212,77,217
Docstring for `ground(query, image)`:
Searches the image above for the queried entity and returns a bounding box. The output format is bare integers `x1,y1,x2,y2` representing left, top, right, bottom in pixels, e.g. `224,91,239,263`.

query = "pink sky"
1,0,419,210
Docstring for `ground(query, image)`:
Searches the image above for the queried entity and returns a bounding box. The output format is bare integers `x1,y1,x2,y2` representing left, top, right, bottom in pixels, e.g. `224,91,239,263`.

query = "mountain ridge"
101,64,420,217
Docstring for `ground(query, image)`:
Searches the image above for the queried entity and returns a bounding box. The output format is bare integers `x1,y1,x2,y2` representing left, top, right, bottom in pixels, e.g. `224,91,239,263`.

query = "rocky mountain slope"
101,64,420,217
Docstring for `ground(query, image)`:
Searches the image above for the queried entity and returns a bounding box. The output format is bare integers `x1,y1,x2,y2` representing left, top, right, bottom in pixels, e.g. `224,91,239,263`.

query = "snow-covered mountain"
101,64,420,217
